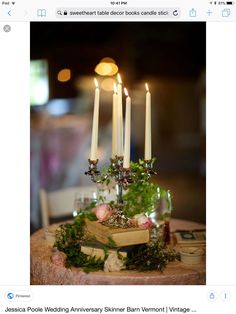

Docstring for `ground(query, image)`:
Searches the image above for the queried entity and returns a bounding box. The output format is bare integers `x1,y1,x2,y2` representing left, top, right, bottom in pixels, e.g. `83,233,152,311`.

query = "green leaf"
106,236,117,248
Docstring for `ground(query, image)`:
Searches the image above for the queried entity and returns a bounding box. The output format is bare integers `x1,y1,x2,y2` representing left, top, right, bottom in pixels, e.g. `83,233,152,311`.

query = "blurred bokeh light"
95,61,118,76
57,68,71,82
30,60,49,105
101,78,115,91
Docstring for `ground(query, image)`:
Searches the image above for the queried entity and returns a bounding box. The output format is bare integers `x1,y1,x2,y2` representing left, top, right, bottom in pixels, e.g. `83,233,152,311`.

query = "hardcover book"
85,219,150,247
174,230,206,247
81,240,132,259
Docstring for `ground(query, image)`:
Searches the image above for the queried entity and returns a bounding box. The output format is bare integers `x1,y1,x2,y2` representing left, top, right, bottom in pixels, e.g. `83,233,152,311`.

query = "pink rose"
92,204,113,222
133,213,153,229
51,250,66,267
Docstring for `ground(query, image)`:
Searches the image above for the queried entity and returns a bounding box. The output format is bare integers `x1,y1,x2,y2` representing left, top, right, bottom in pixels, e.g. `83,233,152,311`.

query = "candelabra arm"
143,159,157,177
85,159,100,183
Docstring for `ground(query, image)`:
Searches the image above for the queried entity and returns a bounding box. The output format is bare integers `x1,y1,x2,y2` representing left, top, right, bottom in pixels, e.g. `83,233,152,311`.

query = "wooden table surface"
30,219,206,285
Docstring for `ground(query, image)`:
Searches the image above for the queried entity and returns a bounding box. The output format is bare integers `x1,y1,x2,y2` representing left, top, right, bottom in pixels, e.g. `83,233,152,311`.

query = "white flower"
104,253,125,272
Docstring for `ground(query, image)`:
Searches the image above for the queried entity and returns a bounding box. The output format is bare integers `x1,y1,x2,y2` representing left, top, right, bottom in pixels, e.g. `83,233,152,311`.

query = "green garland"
54,214,105,272
54,213,179,273
125,242,180,272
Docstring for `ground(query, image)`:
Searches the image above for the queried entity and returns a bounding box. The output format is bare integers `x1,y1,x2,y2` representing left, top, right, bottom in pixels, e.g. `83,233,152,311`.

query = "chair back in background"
40,186,96,227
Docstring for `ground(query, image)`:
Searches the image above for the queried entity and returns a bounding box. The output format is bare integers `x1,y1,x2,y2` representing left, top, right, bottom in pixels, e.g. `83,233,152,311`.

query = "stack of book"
82,219,150,259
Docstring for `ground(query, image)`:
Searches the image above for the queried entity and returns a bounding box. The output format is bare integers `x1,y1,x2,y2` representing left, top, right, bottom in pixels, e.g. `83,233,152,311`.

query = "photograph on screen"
30,22,206,285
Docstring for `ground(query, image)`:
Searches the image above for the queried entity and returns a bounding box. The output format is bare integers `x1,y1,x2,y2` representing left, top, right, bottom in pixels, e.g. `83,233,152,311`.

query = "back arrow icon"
8,10,11,16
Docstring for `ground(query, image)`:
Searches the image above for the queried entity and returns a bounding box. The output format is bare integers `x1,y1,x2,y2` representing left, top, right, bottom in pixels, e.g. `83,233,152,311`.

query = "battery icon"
226,1,234,4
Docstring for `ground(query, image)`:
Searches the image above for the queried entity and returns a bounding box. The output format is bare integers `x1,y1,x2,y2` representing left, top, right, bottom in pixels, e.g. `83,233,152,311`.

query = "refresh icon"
173,9,179,16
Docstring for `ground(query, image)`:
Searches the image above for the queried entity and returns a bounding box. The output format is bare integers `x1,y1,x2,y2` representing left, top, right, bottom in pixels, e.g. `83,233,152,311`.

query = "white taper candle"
117,73,123,156
123,88,131,169
90,78,100,161
145,83,152,160
112,83,118,158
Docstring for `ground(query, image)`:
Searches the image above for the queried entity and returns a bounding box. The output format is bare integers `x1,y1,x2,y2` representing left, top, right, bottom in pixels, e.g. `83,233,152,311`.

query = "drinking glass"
73,190,97,216
149,187,173,243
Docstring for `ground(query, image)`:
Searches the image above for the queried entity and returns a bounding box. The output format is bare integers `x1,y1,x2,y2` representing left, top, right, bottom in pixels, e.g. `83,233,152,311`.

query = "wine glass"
73,190,97,217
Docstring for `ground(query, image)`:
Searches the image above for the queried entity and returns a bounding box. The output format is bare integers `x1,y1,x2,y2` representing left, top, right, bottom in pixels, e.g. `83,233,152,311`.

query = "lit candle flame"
113,83,117,93
124,87,129,97
145,83,149,92
117,73,122,84
94,78,99,88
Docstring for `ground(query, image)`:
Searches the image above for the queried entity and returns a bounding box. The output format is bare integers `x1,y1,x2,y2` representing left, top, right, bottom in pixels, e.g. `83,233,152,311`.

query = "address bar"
56,7,180,19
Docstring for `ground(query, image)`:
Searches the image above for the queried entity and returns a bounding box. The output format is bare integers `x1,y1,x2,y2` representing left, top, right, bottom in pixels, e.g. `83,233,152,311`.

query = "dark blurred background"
30,22,206,231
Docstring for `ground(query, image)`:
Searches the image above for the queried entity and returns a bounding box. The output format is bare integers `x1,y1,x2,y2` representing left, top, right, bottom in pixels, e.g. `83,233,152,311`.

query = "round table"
30,219,206,285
